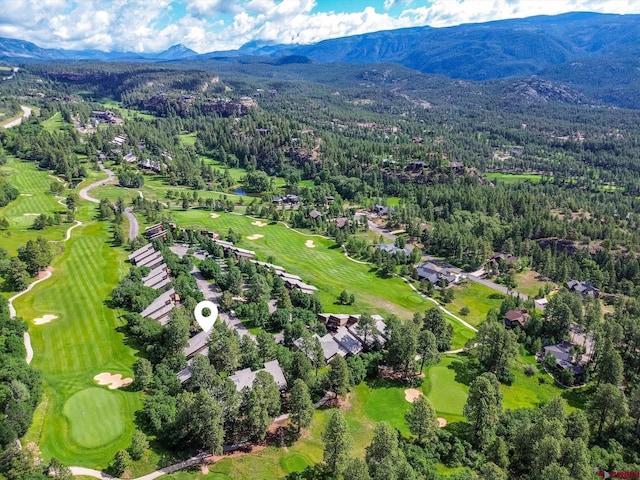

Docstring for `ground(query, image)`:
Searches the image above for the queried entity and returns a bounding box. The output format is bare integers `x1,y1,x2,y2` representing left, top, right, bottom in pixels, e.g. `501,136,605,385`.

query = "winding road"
79,161,139,239
2,105,32,129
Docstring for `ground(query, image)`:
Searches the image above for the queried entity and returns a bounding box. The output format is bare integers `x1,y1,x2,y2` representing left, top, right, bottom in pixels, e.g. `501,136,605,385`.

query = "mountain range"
2,12,639,108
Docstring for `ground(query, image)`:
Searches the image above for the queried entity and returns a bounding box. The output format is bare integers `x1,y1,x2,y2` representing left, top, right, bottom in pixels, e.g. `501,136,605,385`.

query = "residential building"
504,309,530,328
566,280,600,298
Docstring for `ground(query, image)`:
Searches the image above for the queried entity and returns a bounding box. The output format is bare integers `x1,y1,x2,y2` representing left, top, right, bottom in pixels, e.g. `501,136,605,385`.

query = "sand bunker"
247,234,264,240
437,417,447,428
251,220,268,227
19,193,33,197
94,372,133,390
405,389,423,402
33,314,58,325
23,213,39,216
210,213,220,218
305,240,315,248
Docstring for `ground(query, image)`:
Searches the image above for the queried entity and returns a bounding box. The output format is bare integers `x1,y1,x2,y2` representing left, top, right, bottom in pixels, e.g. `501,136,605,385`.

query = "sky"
0,0,639,54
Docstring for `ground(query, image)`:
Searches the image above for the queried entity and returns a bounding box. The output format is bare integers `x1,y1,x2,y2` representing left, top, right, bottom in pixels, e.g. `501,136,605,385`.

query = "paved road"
466,274,529,301
124,207,139,239
80,161,139,239
2,105,32,129
78,161,115,203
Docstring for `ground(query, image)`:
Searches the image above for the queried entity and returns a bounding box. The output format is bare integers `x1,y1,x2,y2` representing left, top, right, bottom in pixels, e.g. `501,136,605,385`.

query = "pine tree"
322,411,353,476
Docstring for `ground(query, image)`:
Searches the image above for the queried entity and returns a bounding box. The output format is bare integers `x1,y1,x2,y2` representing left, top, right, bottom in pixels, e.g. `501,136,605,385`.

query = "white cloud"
0,0,639,53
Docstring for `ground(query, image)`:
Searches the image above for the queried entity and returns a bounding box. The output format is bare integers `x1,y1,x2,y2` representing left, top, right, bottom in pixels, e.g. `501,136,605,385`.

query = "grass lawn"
514,269,556,298
0,155,71,255
485,173,543,184
180,132,197,146
422,356,470,423
173,210,429,315
19,221,141,468
101,100,158,120
41,112,69,132
448,282,506,326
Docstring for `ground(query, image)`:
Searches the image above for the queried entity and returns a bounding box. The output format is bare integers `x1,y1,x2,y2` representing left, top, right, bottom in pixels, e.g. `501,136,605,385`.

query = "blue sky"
0,0,639,53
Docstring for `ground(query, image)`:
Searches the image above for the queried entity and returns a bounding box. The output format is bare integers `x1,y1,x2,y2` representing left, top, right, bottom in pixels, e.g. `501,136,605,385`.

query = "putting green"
63,388,126,449
422,357,469,423
280,453,311,474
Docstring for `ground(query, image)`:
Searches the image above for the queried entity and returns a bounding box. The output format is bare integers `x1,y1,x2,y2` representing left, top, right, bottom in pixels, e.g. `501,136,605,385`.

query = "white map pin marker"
194,301,218,332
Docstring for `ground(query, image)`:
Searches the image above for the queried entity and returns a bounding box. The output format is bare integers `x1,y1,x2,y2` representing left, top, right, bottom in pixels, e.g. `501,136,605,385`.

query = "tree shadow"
489,293,505,300
446,357,480,386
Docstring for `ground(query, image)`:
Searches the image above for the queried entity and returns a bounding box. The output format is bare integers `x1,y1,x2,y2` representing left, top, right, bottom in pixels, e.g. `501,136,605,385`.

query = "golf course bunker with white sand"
94,372,133,389
247,234,264,240
251,220,268,227
33,314,58,325
23,212,39,216
305,240,315,248
404,388,423,402
210,213,220,218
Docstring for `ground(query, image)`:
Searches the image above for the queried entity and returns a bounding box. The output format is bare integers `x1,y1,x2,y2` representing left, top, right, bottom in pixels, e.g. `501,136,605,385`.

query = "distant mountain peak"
157,44,197,59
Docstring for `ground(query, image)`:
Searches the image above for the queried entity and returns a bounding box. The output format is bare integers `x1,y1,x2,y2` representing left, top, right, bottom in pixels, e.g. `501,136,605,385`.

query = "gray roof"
544,341,584,374
129,244,154,262
140,288,176,320
229,360,288,392
319,333,348,360
184,329,211,358
137,250,164,268
376,244,408,255
334,326,363,355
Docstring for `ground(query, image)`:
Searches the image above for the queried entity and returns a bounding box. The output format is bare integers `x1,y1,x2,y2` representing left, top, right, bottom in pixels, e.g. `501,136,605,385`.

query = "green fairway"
0,155,70,254
42,112,69,132
356,381,410,435
485,172,543,184
449,282,505,326
19,221,141,468
172,210,428,319
64,388,126,449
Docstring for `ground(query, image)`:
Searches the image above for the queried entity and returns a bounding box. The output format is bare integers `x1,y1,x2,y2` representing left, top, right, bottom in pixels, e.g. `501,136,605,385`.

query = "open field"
514,269,556,298
448,282,506,326
101,100,158,120
41,112,70,132
485,172,543,184
19,221,141,468
0,155,71,254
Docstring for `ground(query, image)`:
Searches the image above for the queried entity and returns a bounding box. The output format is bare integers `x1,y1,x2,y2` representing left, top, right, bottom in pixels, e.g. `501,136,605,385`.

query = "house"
284,194,299,204
487,253,518,271
335,217,348,229
416,262,459,285
136,250,164,269
309,209,322,220
504,309,529,328
228,360,288,391
140,288,179,325
406,161,428,171
183,329,210,358
142,263,171,289
376,243,409,255
448,161,464,169
318,313,358,330
123,153,138,163
251,260,286,273
333,326,363,355
145,223,168,241
128,244,154,264
347,321,387,348
566,280,600,298
542,341,585,376
373,204,395,216
295,333,348,363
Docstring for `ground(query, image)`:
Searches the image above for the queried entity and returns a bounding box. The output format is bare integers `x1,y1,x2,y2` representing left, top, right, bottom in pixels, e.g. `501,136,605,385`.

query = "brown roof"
504,309,529,327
